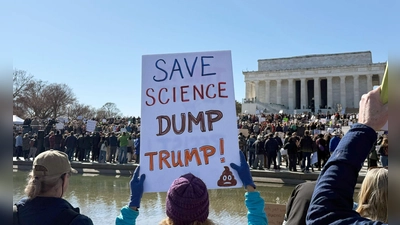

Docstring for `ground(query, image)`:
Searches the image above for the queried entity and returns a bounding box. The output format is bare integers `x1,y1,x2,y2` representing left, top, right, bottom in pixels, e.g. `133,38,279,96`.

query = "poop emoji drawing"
217,166,237,187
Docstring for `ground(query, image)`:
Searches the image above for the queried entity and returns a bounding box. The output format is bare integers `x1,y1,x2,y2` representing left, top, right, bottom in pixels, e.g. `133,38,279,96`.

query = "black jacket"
254,140,265,155
264,138,279,155
300,136,313,152
284,181,316,225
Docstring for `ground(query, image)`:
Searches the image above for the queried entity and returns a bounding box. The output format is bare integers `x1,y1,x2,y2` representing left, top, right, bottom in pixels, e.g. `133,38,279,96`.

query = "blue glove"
129,166,146,208
230,151,256,189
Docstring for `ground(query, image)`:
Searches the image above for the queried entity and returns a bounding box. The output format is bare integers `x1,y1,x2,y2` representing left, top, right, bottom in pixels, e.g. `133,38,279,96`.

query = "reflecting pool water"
13,171,298,224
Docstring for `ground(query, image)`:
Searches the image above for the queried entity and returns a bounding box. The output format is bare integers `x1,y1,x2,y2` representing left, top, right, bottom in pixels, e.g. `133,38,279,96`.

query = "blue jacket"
115,191,268,225
15,197,93,225
329,136,340,153
306,124,386,225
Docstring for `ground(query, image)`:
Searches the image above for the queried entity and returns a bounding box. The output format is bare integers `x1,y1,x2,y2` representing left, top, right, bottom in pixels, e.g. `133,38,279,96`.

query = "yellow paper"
380,62,388,104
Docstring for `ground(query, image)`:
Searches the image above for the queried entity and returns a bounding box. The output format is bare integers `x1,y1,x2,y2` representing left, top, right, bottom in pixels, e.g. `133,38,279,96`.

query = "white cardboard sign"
56,122,64,130
141,51,241,193
86,120,97,132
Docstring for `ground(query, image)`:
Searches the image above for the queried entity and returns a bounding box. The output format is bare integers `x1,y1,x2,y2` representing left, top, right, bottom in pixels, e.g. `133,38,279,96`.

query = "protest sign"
141,51,241,193
56,123,64,130
311,152,318,165
264,204,286,225
102,119,107,123
238,128,249,137
86,120,97,132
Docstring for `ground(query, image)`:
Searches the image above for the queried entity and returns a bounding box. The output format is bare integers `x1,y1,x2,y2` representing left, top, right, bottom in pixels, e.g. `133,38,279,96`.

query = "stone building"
242,51,386,114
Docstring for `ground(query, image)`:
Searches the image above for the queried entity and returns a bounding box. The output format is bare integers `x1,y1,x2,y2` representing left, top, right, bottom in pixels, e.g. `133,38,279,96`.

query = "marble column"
288,78,294,110
300,78,306,109
245,82,251,99
366,74,373,91
265,80,270,103
254,81,259,102
327,77,333,109
314,78,320,111
340,76,347,110
276,79,282,105
353,75,359,108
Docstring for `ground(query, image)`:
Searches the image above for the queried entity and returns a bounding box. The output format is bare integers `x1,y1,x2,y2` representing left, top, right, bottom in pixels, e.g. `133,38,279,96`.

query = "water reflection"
14,171,295,224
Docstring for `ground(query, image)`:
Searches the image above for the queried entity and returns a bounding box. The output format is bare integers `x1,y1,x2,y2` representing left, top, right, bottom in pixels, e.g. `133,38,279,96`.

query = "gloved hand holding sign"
129,166,146,208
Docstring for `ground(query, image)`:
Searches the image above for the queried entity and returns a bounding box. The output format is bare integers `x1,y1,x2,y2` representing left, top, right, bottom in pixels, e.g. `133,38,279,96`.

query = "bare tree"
67,103,97,119
13,69,33,100
16,80,76,119
100,102,121,118
43,83,76,118
17,80,52,119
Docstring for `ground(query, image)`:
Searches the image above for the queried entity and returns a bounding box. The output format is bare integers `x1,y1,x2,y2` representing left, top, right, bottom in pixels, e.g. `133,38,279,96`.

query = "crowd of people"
13,117,142,164
237,111,389,172
13,87,389,224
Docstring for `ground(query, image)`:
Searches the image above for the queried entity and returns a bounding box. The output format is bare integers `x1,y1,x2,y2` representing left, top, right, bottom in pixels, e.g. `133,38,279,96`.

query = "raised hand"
358,87,388,131
129,166,146,208
230,151,256,189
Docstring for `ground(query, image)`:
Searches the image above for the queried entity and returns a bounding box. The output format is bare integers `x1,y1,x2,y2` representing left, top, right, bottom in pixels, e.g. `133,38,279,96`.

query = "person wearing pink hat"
116,151,268,225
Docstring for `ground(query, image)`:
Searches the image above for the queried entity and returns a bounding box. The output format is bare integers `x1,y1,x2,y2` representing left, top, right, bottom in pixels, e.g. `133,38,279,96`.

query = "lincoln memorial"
242,51,386,114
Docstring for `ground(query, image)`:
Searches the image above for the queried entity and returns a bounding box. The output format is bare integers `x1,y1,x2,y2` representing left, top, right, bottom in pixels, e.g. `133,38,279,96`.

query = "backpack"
13,204,80,225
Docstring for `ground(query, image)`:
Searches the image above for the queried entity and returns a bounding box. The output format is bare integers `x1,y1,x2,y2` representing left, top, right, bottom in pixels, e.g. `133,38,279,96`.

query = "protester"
252,136,265,170
368,145,379,168
108,132,118,163
28,134,38,160
378,138,388,167
13,150,93,224
238,132,247,160
116,151,267,224
49,131,55,150
285,136,298,172
356,167,388,223
315,134,327,171
64,131,78,161
283,181,316,225
127,135,134,162
83,132,92,162
328,131,341,153
77,133,85,161
274,132,283,167
246,134,256,167
264,133,279,170
299,130,313,173
306,87,388,224
134,133,140,164
15,132,23,160
99,136,108,163
91,132,101,162
118,132,129,164
22,133,31,161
